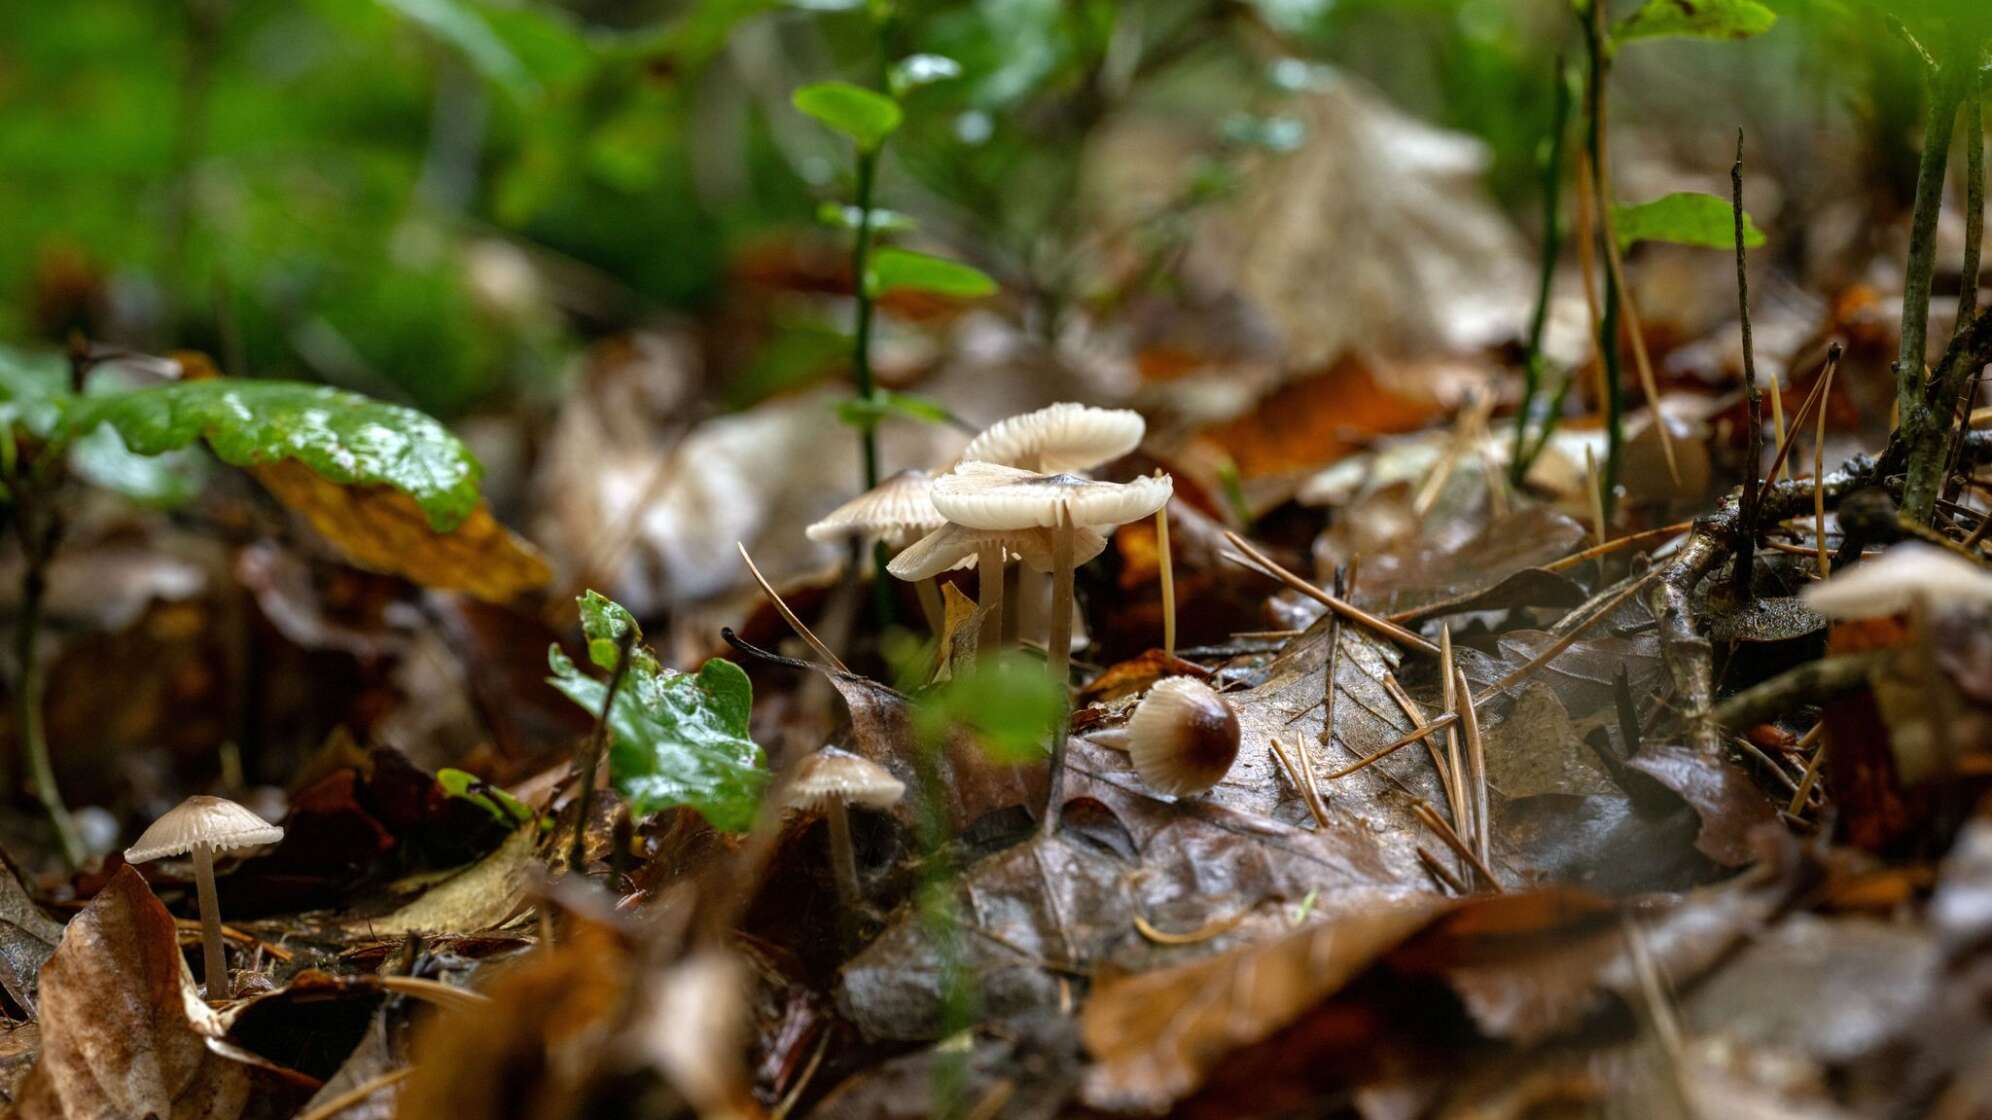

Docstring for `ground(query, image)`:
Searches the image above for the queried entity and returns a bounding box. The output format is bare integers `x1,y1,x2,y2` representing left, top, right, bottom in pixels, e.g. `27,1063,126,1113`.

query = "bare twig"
1221,532,1438,655
570,629,636,874
1816,350,1840,576
1711,651,1888,731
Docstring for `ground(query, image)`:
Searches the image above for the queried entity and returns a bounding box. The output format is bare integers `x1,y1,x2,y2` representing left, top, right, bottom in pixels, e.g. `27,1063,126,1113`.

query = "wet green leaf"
1613,0,1776,44
0,345,71,440
865,248,997,299
915,652,1064,763
439,768,544,830
549,591,768,832
1614,192,1764,252
793,81,902,150
66,381,484,532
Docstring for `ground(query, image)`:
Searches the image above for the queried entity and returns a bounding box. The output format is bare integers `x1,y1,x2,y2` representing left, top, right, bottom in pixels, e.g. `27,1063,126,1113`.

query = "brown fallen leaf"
254,459,550,603
1079,893,1452,1113
1195,357,1443,480
0,855,63,1016
12,865,312,1120
343,826,539,937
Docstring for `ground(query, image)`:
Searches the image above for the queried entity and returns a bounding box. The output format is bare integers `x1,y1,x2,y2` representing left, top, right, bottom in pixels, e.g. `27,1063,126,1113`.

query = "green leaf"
438,767,543,829
815,202,917,234
0,345,73,440
376,0,535,96
914,653,1065,763
865,248,997,299
1612,0,1776,44
793,81,902,150
69,424,206,509
889,54,962,97
549,591,768,832
1613,192,1765,252
835,389,958,433
65,381,484,532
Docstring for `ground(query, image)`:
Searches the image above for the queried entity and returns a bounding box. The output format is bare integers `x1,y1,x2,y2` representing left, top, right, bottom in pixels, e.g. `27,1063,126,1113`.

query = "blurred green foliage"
0,0,1935,420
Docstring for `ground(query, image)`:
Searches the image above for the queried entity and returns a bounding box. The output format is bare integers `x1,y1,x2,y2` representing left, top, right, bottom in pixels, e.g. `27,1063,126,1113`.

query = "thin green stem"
1513,60,1573,485
1581,1,1622,525
16,532,81,868
851,146,883,493
1898,47,1971,524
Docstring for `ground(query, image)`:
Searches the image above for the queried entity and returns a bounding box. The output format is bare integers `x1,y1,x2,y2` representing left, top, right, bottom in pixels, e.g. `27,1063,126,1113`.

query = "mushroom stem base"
1044,514,1076,833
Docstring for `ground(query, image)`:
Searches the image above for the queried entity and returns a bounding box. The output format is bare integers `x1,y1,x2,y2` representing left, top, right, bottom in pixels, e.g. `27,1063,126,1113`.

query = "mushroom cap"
1127,677,1240,797
961,403,1145,473
787,747,906,811
805,469,946,545
887,521,1109,581
124,795,285,863
931,463,1172,532
1800,542,1992,620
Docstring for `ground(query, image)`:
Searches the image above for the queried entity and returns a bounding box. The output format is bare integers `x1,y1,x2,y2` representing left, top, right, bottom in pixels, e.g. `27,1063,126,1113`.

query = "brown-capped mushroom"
785,748,904,922
124,795,284,999
1126,677,1241,797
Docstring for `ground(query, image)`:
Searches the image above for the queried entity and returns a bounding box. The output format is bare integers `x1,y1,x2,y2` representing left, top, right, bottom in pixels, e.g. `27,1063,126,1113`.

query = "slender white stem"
1157,503,1176,660
192,842,229,1000
977,543,1004,655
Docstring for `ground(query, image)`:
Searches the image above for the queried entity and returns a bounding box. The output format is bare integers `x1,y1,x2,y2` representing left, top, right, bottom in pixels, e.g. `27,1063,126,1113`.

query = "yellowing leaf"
253,459,551,603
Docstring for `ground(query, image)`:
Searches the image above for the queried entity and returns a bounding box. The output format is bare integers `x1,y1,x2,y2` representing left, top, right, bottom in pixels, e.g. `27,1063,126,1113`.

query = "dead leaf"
1079,893,1451,1114
12,866,310,1120
344,826,538,936
0,856,63,1016
254,459,550,603
1195,358,1442,480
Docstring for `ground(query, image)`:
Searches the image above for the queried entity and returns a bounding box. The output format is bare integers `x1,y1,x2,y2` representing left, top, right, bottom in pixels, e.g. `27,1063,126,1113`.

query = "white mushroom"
124,795,284,1000
786,748,904,928
959,402,1145,473
808,469,950,627
1801,542,1992,620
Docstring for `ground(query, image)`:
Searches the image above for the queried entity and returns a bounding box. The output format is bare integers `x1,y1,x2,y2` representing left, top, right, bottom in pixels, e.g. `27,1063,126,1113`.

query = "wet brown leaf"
1078,893,1451,1114
1196,358,1443,480
0,856,62,1016
254,459,550,604
12,866,310,1120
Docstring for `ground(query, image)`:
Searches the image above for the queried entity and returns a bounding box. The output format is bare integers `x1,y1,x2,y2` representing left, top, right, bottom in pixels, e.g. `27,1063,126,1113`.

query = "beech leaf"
1613,191,1765,252
1612,0,1777,45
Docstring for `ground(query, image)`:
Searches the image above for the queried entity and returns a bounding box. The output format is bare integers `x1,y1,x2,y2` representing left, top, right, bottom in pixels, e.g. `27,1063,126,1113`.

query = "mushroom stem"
1156,503,1176,660
976,543,1005,654
191,842,229,1000
914,576,945,635
824,799,860,944
1044,505,1076,832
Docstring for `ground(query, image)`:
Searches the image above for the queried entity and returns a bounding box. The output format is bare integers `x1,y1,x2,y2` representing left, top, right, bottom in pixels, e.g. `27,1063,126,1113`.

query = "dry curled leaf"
254,459,550,603
12,866,308,1120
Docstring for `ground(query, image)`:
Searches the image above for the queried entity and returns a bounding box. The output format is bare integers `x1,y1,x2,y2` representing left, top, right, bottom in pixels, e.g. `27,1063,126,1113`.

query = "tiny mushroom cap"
806,469,946,546
124,795,285,863
888,521,1108,582
1801,543,1992,620
961,403,1145,473
1126,677,1240,797
931,462,1172,532
787,747,906,812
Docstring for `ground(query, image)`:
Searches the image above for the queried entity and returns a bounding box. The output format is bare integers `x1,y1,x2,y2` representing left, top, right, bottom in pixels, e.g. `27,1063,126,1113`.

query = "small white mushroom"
959,402,1145,473
1800,542,1992,620
808,470,951,627
1126,677,1241,797
786,748,904,922
124,795,284,1000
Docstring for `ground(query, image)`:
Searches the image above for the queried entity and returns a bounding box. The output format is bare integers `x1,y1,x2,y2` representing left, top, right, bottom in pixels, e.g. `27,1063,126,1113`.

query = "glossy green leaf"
865,248,997,299
0,345,72,440
793,81,902,150
889,53,963,97
377,0,535,95
835,389,958,433
65,381,484,532
68,425,206,510
1613,192,1765,252
1612,0,1776,44
548,591,767,832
